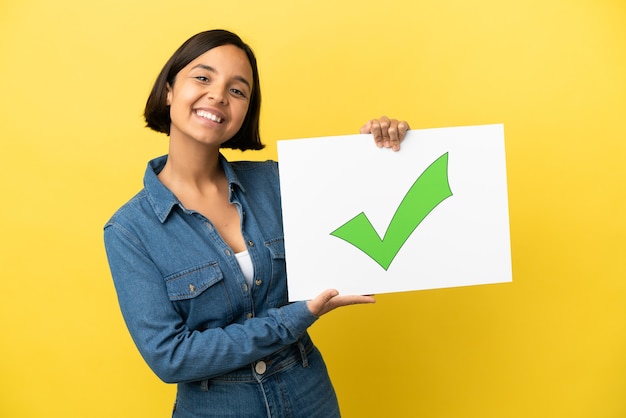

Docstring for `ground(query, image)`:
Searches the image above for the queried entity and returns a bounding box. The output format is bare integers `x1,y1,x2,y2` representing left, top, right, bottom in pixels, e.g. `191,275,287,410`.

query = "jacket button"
246,313,253,319
255,361,267,375
255,279,262,286
248,240,254,247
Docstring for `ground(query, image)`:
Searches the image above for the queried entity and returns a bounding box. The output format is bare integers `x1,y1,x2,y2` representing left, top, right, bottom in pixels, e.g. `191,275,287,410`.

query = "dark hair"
144,29,264,151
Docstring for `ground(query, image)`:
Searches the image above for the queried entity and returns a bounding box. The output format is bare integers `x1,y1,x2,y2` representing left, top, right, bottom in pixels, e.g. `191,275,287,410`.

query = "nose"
207,84,227,104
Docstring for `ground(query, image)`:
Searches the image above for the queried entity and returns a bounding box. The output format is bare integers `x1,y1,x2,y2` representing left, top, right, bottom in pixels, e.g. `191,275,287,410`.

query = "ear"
166,82,172,106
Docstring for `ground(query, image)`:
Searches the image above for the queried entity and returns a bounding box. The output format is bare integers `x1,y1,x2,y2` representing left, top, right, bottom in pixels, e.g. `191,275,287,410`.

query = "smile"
196,110,223,123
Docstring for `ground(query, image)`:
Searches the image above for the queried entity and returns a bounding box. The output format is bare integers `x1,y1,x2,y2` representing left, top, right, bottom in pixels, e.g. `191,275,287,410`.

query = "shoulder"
226,160,283,204
229,159,278,174
228,159,280,186
104,189,152,230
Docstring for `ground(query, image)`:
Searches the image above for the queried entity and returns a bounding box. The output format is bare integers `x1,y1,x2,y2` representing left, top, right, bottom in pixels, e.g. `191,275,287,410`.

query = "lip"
194,108,227,124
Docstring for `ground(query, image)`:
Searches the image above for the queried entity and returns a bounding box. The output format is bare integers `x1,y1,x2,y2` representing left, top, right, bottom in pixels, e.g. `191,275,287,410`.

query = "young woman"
104,29,409,417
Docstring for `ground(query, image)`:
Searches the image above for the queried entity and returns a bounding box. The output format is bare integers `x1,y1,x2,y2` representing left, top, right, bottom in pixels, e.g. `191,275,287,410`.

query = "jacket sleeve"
103,221,317,384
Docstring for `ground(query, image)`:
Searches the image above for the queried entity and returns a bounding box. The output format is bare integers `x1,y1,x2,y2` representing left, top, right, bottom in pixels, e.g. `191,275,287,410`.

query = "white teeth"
196,110,223,123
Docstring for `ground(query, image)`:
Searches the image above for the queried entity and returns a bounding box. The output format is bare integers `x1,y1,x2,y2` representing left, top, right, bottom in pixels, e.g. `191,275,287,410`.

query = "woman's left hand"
360,115,410,151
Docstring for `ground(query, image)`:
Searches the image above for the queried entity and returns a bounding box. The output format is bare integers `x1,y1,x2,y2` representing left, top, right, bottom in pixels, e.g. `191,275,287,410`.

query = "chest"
178,187,246,253
149,203,289,329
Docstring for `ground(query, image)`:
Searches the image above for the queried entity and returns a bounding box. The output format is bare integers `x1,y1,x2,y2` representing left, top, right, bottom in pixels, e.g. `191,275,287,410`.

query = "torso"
158,163,246,253
184,189,246,253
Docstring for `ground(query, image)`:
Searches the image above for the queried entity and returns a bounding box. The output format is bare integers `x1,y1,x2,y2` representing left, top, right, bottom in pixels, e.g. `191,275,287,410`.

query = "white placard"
277,124,511,301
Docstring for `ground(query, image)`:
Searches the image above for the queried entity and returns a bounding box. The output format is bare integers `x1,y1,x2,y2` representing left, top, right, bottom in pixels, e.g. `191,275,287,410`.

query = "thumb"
307,289,339,316
321,289,339,302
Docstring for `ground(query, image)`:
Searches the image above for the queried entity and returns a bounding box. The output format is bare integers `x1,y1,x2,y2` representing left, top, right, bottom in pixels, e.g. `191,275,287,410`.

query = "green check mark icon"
330,152,453,270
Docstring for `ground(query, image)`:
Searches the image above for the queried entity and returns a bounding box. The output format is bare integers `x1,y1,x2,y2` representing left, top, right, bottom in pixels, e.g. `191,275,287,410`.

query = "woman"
104,29,409,417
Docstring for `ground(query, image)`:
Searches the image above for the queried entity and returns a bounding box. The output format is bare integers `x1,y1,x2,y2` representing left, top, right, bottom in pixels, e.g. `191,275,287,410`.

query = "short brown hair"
144,30,264,151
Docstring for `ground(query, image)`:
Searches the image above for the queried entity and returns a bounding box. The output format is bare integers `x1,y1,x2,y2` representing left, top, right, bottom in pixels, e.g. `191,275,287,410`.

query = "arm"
104,222,317,384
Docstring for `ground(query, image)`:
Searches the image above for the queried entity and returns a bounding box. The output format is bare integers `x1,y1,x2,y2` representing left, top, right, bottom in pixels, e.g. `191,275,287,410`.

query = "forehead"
185,44,253,79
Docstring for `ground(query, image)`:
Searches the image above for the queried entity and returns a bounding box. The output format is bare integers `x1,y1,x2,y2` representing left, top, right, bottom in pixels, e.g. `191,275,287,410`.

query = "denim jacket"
104,155,317,384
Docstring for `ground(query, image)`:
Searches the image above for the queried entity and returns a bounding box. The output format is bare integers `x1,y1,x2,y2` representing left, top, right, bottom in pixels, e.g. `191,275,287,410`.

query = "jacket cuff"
278,301,318,338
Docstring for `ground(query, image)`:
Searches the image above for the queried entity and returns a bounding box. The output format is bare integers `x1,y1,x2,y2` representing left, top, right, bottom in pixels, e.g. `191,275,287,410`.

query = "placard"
277,124,511,301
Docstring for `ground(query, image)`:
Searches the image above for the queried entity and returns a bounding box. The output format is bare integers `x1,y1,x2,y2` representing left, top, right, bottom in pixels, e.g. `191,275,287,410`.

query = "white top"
235,250,254,287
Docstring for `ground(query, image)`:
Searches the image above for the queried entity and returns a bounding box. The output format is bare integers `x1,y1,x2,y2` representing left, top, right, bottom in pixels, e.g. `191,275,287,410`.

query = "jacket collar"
144,154,244,223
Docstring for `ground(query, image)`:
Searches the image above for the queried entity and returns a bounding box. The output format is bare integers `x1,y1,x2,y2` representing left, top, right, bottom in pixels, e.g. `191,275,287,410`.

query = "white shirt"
235,250,254,286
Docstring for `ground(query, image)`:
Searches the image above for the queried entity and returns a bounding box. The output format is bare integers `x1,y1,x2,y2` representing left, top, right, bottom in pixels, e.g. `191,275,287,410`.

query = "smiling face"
166,44,253,148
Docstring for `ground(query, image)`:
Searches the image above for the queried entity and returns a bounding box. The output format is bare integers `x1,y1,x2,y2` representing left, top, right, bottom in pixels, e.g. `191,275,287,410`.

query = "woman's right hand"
306,289,376,317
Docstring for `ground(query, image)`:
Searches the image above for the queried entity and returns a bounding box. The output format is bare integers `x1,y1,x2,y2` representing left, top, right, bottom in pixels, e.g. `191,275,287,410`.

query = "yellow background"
1,0,625,417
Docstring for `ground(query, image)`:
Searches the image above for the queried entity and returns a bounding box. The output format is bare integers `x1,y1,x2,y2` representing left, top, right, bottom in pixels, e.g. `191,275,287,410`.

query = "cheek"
168,90,196,119
236,102,251,124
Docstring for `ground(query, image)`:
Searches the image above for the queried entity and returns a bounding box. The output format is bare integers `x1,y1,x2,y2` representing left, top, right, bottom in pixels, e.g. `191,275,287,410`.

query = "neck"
158,135,225,192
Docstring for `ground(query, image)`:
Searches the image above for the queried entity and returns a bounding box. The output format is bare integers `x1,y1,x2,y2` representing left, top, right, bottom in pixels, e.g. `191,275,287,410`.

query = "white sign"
277,124,511,301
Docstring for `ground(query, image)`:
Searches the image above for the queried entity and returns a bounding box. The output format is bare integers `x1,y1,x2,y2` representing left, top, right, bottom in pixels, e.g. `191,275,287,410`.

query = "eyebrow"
191,64,252,90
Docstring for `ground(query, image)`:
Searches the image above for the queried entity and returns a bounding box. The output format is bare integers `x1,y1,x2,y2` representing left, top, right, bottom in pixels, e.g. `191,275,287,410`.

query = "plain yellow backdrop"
1,0,625,417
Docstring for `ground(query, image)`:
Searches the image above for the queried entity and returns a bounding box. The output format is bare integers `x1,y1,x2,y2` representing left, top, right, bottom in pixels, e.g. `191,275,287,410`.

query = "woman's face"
166,44,253,147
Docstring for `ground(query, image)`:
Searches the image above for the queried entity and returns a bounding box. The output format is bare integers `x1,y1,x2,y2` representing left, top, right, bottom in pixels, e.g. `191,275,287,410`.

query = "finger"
378,116,392,148
369,119,384,148
307,289,339,316
387,119,401,151
331,294,376,308
389,120,411,151
359,120,372,134
307,291,375,316
398,121,410,136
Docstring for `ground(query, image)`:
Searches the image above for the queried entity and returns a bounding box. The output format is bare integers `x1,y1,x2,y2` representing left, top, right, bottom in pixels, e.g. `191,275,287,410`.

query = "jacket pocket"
265,237,285,260
165,262,223,301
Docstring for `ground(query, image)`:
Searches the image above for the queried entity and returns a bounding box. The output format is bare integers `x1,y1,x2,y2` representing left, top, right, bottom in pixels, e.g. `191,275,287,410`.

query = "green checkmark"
330,152,452,270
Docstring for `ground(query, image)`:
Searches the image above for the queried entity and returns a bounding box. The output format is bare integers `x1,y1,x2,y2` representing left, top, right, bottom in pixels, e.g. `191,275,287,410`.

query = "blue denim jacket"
104,155,317,384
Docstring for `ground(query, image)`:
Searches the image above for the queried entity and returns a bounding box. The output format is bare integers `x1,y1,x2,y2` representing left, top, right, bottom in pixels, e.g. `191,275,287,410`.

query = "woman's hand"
360,115,410,151
307,289,376,317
